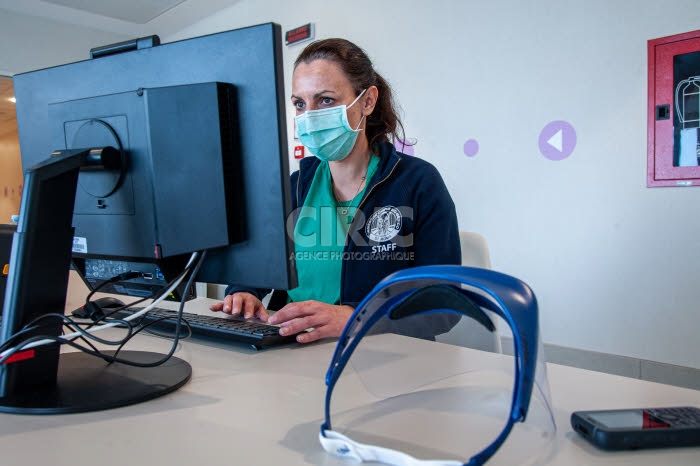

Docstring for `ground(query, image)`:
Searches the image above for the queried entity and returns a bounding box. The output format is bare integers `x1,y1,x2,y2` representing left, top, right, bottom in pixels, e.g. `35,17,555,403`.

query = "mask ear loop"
354,115,366,132
348,88,368,109
348,89,367,132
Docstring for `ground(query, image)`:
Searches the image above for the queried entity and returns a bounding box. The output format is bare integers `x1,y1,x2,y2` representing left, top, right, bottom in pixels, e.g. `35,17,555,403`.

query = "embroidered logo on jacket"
365,206,402,242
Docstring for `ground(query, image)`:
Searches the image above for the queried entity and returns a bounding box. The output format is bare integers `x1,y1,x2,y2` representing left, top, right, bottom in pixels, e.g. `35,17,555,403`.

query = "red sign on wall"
285,23,315,46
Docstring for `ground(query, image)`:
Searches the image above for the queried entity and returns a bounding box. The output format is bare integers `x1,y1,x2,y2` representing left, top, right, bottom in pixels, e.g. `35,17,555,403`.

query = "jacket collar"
297,142,402,203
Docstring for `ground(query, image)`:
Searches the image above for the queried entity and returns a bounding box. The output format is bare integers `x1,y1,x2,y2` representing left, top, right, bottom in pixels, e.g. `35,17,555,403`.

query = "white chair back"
436,231,502,353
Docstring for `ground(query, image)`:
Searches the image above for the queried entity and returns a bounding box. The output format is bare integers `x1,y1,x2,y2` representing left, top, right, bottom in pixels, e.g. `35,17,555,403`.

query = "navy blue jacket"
225,142,461,337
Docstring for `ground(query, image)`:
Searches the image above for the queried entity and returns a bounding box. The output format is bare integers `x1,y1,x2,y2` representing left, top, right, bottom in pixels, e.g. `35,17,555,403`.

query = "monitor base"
0,350,191,414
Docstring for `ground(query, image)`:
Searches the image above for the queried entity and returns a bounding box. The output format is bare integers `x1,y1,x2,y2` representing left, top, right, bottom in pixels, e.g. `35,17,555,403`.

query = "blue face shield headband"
320,265,542,466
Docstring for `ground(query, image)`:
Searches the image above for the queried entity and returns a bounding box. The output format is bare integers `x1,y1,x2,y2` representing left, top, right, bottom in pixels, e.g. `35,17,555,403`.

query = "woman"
210,38,461,343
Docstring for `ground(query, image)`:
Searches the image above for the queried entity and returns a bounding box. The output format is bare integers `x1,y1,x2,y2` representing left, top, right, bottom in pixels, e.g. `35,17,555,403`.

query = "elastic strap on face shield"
319,429,464,466
387,284,495,332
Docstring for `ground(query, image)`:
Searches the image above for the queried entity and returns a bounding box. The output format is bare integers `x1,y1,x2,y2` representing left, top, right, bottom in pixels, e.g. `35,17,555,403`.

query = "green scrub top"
288,155,379,304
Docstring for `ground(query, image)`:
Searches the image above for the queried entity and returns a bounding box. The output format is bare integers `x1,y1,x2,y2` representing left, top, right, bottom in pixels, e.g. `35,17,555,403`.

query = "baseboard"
500,337,700,391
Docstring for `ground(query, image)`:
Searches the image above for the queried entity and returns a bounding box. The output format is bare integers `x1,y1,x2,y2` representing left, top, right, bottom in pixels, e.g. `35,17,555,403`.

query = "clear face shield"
320,266,556,466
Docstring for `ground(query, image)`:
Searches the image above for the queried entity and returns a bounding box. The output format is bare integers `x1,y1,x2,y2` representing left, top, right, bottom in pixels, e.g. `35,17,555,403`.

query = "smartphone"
571,406,700,450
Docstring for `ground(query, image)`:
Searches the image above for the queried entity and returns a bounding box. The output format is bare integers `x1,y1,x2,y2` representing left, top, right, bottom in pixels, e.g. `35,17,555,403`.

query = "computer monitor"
0,23,296,414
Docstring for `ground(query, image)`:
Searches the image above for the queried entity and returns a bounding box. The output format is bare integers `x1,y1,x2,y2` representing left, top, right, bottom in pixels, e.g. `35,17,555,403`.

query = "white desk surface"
1,281,699,466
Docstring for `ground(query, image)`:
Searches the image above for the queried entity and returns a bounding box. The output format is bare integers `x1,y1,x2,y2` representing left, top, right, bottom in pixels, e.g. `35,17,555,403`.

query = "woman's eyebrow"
290,90,335,100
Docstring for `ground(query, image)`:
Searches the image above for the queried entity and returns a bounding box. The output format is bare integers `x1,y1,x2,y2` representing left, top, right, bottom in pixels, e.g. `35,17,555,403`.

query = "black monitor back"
13,23,297,291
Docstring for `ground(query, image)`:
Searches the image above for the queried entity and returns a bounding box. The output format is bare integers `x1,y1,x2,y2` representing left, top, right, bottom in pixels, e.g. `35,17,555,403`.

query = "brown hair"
294,38,405,149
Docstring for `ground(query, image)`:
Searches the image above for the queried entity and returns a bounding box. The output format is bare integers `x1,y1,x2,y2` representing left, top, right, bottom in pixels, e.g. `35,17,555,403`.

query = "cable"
112,315,193,360
95,262,193,324
84,270,142,304
78,249,206,367
16,312,135,346
0,251,200,364
62,256,199,361
119,312,194,340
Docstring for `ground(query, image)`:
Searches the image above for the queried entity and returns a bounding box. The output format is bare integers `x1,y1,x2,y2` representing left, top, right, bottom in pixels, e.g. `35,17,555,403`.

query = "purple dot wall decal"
395,139,415,156
463,139,479,157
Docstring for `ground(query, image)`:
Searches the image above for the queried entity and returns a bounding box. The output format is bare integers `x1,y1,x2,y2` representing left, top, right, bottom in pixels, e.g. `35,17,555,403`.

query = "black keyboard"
110,307,298,349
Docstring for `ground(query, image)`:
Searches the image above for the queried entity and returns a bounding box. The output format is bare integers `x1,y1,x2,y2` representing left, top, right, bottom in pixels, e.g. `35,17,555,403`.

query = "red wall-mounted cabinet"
647,29,700,187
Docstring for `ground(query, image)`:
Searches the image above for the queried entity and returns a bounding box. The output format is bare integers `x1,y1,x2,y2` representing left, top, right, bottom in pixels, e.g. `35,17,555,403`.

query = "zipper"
339,156,402,306
297,157,402,232
350,157,401,231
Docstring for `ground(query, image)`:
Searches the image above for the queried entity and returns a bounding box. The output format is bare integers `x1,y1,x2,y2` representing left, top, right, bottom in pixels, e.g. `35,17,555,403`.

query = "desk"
1,290,699,465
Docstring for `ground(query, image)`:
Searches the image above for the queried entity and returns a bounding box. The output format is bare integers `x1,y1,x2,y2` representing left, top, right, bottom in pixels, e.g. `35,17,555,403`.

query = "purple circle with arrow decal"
538,120,576,161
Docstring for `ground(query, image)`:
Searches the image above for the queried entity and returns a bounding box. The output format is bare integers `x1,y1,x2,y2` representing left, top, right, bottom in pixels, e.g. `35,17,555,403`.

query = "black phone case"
571,410,700,450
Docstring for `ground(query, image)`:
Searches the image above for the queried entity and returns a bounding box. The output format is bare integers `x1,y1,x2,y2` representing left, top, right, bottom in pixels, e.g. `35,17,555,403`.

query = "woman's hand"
267,301,354,344
209,292,269,321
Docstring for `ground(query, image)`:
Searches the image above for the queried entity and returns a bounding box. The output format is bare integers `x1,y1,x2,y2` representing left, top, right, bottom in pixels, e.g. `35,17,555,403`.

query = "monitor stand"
0,351,191,414
0,147,191,414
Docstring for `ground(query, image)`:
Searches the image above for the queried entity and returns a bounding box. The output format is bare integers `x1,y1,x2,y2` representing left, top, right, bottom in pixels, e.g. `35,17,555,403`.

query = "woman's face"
291,59,364,129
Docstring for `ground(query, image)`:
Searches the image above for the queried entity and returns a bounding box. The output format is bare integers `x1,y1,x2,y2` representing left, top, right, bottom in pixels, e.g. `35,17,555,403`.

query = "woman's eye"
293,100,305,110
321,97,334,105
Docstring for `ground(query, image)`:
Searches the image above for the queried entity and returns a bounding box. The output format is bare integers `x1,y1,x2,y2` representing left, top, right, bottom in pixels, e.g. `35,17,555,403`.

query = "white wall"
0,9,133,75
168,0,700,369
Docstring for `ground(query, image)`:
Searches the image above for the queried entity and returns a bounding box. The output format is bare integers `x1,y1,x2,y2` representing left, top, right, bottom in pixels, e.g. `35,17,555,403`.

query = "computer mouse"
71,296,126,319
92,296,126,310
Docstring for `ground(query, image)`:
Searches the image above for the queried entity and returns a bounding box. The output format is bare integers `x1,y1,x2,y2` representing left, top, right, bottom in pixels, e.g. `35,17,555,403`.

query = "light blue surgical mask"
295,89,366,162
